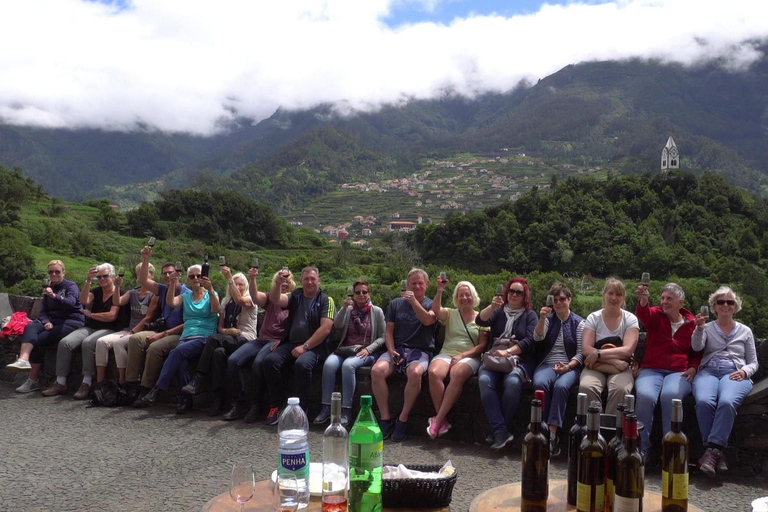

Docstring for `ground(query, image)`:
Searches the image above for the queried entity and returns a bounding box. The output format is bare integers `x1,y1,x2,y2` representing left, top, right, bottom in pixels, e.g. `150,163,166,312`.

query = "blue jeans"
635,368,693,452
478,366,526,435
20,321,78,365
532,365,580,428
321,352,375,408
155,336,206,399
226,339,275,404
263,342,324,409
692,362,752,448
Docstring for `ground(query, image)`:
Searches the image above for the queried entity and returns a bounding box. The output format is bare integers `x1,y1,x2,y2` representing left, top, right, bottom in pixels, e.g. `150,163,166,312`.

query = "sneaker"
438,420,451,437
340,407,353,427
490,431,515,451
715,449,728,473
427,417,440,440
485,433,494,445
133,387,159,408
223,403,250,421
550,433,561,457
391,419,408,442
42,382,68,397
698,448,716,477
181,373,206,396
313,404,332,424
73,383,92,400
266,407,281,426
379,418,396,440
6,358,32,372
15,378,39,393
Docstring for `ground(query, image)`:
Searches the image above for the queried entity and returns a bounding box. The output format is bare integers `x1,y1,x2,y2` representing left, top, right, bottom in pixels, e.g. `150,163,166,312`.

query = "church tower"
661,136,679,172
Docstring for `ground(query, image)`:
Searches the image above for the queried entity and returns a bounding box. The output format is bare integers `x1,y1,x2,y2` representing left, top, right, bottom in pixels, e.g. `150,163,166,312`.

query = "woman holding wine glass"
528,282,584,456
426,278,488,439
579,278,640,415
634,282,701,458
475,277,538,450
692,286,757,476
7,259,85,393
314,279,385,427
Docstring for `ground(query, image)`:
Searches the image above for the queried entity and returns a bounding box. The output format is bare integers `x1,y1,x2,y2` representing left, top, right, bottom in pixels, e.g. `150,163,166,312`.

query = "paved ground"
1,382,766,512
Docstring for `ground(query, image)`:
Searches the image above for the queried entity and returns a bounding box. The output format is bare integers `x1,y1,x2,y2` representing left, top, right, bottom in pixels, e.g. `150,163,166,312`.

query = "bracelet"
228,279,235,284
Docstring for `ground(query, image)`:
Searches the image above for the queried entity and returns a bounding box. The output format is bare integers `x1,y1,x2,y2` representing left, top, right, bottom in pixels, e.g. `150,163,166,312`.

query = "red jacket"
635,303,702,372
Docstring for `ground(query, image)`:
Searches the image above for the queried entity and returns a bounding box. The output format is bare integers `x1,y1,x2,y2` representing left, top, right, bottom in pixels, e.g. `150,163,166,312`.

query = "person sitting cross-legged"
371,268,437,442
181,267,258,416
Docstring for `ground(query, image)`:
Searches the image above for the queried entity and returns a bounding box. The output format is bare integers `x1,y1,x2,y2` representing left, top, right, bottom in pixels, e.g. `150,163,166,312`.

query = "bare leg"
371,360,394,420
19,342,33,361
96,366,107,384
427,359,450,414
117,368,126,385
30,363,42,382
434,363,473,424
399,364,425,422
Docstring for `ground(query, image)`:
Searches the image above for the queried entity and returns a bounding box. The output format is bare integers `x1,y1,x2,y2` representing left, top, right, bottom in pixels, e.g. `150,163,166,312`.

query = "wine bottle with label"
567,392,588,505
614,412,644,512
661,399,688,512
577,401,606,512
606,402,626,512
521,398,549,512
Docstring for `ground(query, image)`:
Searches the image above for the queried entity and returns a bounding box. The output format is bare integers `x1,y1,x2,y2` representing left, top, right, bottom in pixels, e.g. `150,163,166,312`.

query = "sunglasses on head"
716,299,736,306
48,270,62,275
188,274,202,279
507,289,525,297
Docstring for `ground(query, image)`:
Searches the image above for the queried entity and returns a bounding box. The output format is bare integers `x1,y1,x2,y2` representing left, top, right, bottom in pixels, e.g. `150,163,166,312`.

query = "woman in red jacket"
634,282,702,457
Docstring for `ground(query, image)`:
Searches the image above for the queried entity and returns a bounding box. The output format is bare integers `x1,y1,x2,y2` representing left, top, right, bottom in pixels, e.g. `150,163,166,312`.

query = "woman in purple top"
222,269,295,422
8,260,85,393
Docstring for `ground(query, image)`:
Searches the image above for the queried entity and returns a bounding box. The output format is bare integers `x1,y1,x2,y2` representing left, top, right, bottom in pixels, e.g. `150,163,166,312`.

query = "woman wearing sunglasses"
313,279,385,427
634,282,701,459
7,260,85,393
133,264,220,412
476,277,538,450
692,286,758,477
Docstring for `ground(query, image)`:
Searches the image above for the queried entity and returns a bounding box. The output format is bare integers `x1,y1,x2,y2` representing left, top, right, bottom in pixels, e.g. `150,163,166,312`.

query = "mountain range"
1,49,767,206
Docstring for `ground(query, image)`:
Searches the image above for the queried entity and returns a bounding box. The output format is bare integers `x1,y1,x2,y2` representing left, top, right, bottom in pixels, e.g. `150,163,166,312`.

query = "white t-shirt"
583,309,639,345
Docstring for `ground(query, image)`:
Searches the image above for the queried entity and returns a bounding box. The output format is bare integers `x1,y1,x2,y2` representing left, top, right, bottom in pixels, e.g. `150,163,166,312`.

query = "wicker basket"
382,464,457,508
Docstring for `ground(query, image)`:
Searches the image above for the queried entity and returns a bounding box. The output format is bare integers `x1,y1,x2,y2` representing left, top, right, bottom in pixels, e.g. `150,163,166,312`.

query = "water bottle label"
350,442,383,471
280,451,310,478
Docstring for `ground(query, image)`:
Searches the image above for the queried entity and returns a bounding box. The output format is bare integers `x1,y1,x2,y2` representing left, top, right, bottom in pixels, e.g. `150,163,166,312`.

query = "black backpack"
90,380,130,407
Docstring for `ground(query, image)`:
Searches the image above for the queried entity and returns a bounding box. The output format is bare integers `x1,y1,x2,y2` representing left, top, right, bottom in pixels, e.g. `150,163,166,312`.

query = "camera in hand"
145,317,167,332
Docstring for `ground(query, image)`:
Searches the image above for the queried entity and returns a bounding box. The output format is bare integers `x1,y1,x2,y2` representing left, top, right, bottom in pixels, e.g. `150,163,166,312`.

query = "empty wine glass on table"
274,474,299,512
230,462,255,512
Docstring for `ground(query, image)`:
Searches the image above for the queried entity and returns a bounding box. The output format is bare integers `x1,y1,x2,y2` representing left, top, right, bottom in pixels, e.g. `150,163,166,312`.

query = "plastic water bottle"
278,397,310,509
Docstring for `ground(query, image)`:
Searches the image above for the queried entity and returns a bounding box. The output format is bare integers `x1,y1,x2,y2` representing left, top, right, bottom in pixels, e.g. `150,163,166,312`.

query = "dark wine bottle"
533,389,550,442
615,412,644,512
201,253,210,278
521,398,549,512
567,392,588,505
577,401,606,512
606,402,626,512
661,399,688,512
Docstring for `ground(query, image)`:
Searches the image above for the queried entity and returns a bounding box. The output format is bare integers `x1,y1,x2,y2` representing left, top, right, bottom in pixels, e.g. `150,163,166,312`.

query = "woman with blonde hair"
181,267,259,415
222,269,296,422
8,260,85,393
426,278,489,438
692,286,758,476
580,278,639,415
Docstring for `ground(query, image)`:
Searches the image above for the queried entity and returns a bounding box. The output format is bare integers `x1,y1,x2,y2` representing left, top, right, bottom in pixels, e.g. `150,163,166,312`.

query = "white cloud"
0,0,766,135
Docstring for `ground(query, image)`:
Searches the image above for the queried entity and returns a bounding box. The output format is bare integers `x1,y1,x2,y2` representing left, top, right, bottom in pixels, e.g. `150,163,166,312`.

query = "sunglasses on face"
188,274,202,280
97,275,110,280
553,296,569,303
48,270,62,275
716,299,736,306
354,290,369,295
507,289,525,297
162,270,175,275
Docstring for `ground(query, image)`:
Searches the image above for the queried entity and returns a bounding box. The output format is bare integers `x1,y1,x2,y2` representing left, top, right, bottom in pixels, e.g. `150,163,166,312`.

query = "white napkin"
753,497,768,512
382,460,455,480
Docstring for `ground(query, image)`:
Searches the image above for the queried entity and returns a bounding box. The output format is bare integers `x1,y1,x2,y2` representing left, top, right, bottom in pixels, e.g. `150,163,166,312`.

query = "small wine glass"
147,236,156,247
347,285,354,298
641,272,650,286
546,294,555,307
219,255,227,267
400,279,408,291
274,473,299,512
495,284,504,297
281,266,290,278
701,305,709,318
117,266,125,278
230,462,255,512
251,257,259,269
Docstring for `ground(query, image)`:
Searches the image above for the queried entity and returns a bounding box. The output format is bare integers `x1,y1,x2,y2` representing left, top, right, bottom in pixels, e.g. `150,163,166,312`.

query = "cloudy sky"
1,0,766,135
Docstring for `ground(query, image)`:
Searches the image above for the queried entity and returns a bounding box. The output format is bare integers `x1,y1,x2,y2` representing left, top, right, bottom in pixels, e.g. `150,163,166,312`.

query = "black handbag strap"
461,314,478,346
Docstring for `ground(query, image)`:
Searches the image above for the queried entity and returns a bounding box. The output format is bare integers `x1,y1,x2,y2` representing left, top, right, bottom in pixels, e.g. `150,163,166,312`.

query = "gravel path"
1,382,766,511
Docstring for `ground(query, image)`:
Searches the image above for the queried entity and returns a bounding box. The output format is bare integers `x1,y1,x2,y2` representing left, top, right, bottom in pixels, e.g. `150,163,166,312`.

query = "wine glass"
701,305,709,318
546,294,554,307
147,236,156,247
230,462,255,512
117,266,125,278
219,255,227,267
400,279,408,291
641,272,650,286
251,257,259,269
495,284,504,296
274,473,299,512
347,285,354,298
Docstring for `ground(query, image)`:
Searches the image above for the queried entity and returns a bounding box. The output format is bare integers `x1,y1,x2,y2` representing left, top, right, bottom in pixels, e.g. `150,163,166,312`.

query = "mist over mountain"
1,53,767,204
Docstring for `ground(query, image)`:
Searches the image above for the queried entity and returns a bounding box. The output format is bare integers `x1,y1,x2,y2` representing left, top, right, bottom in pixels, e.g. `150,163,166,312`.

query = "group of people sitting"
6,253,758,478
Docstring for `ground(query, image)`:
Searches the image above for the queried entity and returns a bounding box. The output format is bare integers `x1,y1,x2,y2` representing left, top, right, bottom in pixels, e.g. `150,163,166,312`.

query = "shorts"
378,348,430,373
433,353,481,374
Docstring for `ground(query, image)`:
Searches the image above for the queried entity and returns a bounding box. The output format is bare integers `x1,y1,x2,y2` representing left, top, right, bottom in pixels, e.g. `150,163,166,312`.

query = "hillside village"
287,152,604,243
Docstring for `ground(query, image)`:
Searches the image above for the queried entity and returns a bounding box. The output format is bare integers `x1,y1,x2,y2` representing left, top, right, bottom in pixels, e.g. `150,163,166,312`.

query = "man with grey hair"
263,266,335,425
371,268,437,442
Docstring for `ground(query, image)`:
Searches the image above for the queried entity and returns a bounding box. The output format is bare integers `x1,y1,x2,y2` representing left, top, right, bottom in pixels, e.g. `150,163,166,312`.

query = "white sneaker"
6,358,32,372
16,378,40,393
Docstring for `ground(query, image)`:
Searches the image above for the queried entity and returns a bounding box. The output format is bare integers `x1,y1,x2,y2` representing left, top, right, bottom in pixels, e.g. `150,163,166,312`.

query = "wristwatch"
302,343,310,351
